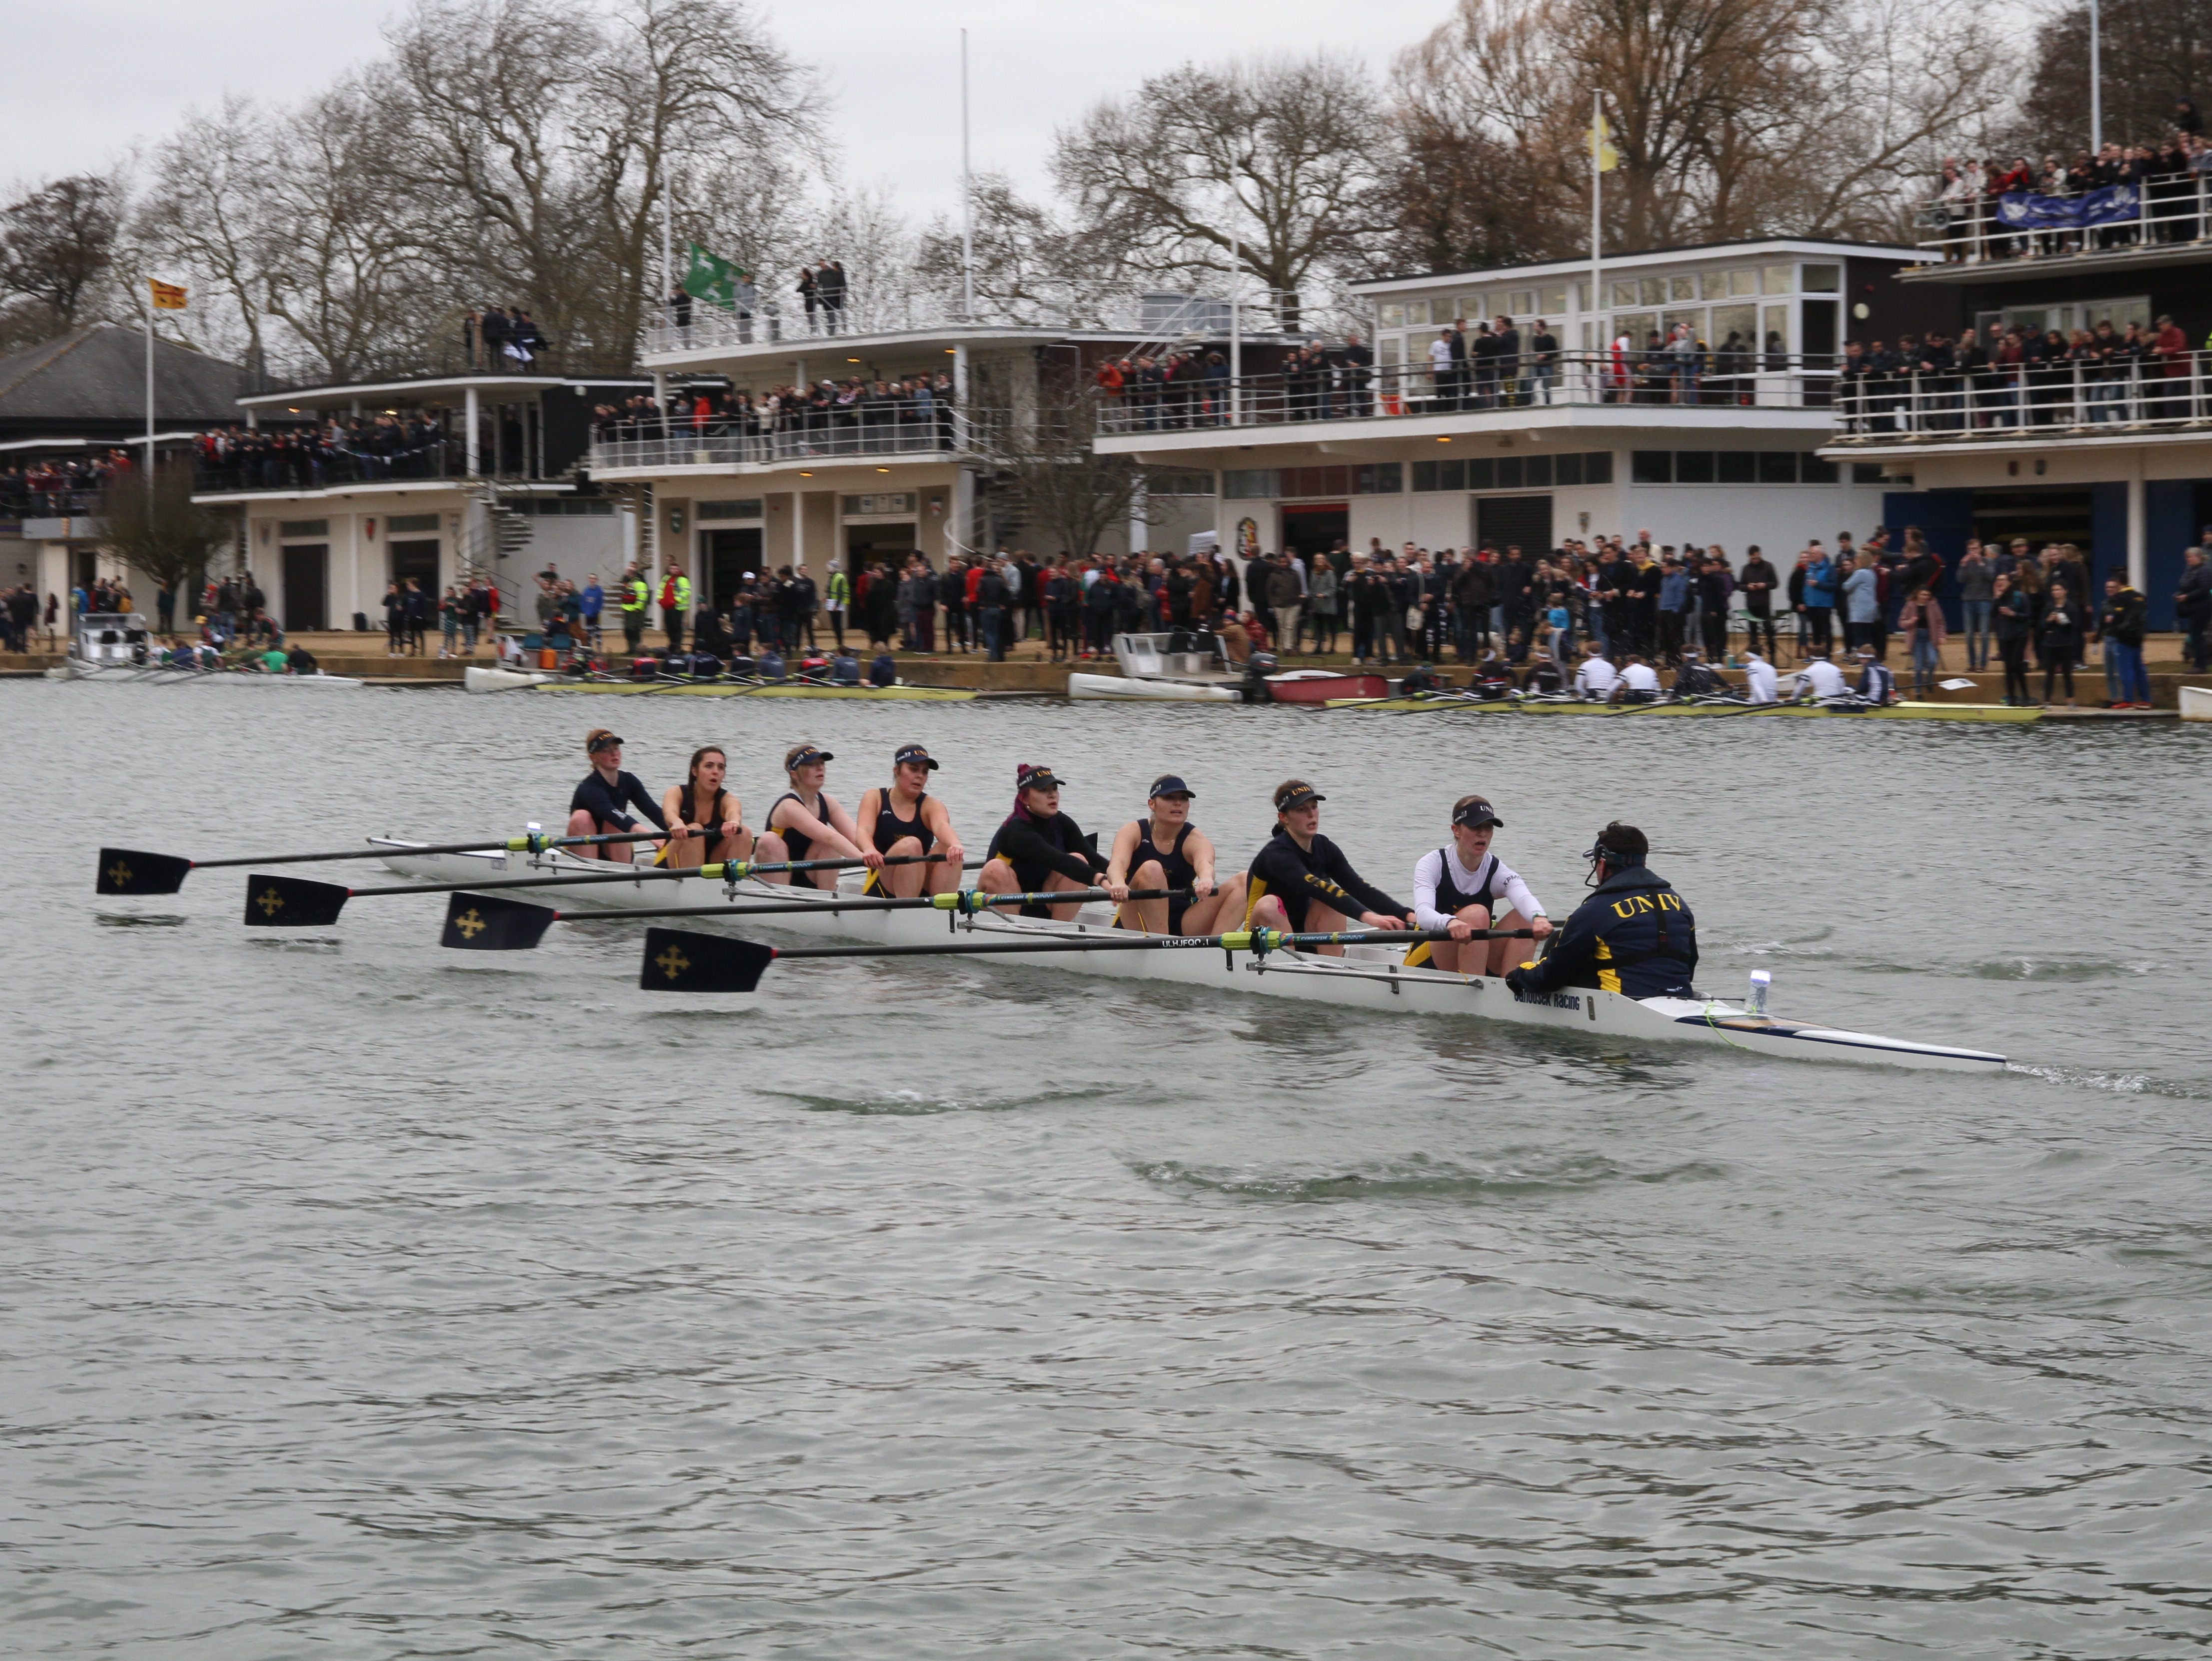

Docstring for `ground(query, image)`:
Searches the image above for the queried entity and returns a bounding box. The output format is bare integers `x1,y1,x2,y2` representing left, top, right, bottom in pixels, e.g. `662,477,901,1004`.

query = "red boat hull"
1265,673,1390,704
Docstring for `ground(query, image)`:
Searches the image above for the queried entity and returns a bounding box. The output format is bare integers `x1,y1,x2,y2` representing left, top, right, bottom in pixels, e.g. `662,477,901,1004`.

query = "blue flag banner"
1995,183,2141,230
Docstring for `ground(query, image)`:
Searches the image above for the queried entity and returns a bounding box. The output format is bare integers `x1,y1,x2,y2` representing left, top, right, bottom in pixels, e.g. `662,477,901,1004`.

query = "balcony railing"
1095,354,1836,435
644,294,986,355
1831,352,2212,441
1911,175,2211,266
192,438,568,494
588,407,1006,471
1,484,107,519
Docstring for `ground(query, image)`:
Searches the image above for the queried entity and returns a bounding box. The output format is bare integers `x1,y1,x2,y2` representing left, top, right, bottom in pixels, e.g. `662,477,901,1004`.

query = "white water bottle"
1746,969,1772,1016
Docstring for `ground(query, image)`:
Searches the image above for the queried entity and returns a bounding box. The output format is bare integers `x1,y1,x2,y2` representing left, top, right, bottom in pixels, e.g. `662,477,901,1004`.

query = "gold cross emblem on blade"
655,945,690,980
454,909,487,939
106,861,132,888
256,887,284,916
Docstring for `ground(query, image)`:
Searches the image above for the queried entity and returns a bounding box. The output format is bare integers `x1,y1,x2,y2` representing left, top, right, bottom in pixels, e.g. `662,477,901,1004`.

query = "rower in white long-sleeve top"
1405,795,1555,975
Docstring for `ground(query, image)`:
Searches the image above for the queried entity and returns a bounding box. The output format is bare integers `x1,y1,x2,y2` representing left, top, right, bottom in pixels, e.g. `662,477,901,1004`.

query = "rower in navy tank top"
852,742,966,898
754,743,869,891
1407,793,1555,976
1104,773,1247,937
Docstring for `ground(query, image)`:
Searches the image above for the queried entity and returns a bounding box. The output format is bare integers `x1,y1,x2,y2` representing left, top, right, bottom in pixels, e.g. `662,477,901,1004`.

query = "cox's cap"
894,743,940,771
1452,796,1503,831
784,744,833,770
1017,763,1065,792
1148,774,1195,799
1273,779,1325,813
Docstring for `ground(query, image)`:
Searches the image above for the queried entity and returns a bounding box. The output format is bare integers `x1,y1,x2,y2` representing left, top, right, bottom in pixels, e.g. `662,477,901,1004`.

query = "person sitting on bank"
1505,822,1698,1000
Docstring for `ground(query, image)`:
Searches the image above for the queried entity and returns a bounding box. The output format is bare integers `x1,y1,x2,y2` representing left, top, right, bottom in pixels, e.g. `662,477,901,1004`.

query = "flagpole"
960,28,975,320
1590,89,1603,378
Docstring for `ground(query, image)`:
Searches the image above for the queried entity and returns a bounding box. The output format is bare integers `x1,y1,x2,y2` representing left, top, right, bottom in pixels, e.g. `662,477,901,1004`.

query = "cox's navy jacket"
1515,865,1697,999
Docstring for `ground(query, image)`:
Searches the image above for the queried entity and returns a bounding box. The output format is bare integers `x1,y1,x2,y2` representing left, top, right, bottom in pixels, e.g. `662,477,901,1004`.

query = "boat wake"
1129,1152,1730,1204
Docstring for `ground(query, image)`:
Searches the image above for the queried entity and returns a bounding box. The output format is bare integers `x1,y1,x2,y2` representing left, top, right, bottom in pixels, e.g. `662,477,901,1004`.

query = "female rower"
755,742,869,888
658,745,754,869
1245,779,1413,957
1410,795,1555,975
1104,773,1246,936
856,742,966,897
565,728,667,863
980,763,1109,920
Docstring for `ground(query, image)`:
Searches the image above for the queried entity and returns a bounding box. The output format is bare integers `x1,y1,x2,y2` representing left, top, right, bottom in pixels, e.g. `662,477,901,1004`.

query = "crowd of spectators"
1837,318,2204,431
462,306,550,370
591,375,959,457
0,451,131,517
194,417,457,492
1931,100,2212,259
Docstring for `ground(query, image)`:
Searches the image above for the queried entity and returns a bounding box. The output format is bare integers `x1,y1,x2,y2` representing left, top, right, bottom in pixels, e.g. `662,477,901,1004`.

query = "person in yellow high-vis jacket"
618,565,649,654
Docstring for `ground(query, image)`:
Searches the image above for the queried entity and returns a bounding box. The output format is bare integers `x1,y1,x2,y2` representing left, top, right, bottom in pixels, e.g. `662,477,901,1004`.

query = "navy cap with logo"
1148,774,1195,799
893,743,940,771
1017,763,1066,792
784,744,834,770
1452,796,1503,830
1273,779,1325,813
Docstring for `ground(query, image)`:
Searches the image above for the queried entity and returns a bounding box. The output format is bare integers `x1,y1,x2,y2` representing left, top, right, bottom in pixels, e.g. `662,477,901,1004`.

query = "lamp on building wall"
365,518,377,540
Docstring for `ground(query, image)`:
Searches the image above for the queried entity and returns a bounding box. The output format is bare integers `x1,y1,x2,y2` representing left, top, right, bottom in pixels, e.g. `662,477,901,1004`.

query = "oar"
240,853,978,927
437,886,1190,951
636,925,1537,994
97,828,661,896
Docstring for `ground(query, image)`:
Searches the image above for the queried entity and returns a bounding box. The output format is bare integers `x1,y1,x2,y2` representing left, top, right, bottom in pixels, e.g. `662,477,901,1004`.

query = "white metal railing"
1832,352,2212,439
589,407,1010,470
645,293,995,354
1095,353,1839,434
1912,172,2212,265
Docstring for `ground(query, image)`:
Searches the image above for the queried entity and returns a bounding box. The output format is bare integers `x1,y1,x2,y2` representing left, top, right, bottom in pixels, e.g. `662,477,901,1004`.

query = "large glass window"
1632,451,1672,484
1222,469,1277,499
279,519,328,538
1669,274,1697,302
1762,264,1794,294
1378,303,1406,329
1404,299,1432,327
1639,277,1667,306
1700,270,1731,300
1802,263,1841,292
1729,269,1759,297
1612,280,1639,307
1540,286,1568,315
1711,302,1757,354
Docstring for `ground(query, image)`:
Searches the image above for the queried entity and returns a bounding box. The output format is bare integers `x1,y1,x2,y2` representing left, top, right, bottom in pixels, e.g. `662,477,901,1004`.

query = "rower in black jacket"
1246,778,1414,957
980,763,1108,920
1505,822,1698,1000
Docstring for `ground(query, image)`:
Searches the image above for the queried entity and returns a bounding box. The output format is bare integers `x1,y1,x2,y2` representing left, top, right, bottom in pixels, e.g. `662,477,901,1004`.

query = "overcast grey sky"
4,0,1452,216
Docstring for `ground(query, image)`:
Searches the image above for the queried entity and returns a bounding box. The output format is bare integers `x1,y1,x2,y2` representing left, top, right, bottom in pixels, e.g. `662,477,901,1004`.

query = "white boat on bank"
2182,686,2212,722
370,839,2007,1073
1068,632,1248,701
43,615,360,686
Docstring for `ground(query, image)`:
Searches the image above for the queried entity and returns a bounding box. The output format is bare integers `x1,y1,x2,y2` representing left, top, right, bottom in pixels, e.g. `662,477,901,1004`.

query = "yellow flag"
149,279,188,311
1588,114,1620,172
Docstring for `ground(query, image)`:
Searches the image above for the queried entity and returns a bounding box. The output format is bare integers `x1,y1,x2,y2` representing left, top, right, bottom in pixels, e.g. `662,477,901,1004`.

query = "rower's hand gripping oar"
436,885,1193,951
634,925,1538,994
239,852,977,928
98,828,659,896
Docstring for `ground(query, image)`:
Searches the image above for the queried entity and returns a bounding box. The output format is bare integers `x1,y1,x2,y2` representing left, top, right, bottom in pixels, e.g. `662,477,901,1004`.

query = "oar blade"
243,874,350,927
96,849,191,896
638,927,775,993
442,891,559,951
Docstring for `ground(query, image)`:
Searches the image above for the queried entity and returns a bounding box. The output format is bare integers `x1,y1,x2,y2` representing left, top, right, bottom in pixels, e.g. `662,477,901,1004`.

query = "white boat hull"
46,660,361,687
465,665,556,692
1067,672,1238,702
372,842,2008,1072
2182,686,2212,722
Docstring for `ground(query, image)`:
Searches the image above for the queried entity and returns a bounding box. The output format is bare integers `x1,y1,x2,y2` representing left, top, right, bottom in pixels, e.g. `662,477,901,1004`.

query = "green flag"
681,242,743,312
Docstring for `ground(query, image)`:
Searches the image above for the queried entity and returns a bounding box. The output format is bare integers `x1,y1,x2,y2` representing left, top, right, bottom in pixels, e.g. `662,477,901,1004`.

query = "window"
1762,304,1790,357
1612,280,1639,307
1674,451,1716,483
1757,452,1798,484
1762,264,1793,294
1509,290,1534,315
1458,294,1486,318
1711,302,1757,351
387,513,439,533
1379,337,1402,368
1409,453,1610,492
1639,277,1666,306
1354,462,1402,494
1378,303,1405,329
1662,308,1702,344
1729,269,1759,297
1555,452,1583,486
1701,270,1731,301
1465,457,1496,490
1149,472,1215,497
1669,275,1697,302
1584,451,1612,483
1632,451,1673,483
1540,286,1568,315
1523,454,1552,487
1280,466,1352,498
1223,471,1277,499
1717,451,1757,484
1800,455,1839,484
1852,463,1887,484
1404,299,1431,327
1495,456,1524,489
1617,311,1657,347
278,519,328,538
1802,264,1841,292
696,498,765,520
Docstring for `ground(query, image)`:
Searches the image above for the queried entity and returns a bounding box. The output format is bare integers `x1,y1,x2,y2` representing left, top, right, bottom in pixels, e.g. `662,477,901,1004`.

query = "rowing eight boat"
372,839,2006,1072
1328,693,2040,721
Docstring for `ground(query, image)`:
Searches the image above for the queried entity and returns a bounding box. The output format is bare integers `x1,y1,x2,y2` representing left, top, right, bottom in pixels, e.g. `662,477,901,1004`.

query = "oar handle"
189,828,660,871
757,923,1533,963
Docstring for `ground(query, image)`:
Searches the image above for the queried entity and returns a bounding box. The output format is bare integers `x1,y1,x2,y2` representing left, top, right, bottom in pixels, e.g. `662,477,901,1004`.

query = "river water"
8,680,2212,1658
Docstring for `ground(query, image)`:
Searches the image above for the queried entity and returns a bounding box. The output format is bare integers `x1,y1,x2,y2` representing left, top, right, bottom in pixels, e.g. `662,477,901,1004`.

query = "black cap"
784,744,833,770
894,743,940,771
1017,763,1065,792
1273,779,1325,813
587,731,624,753
1148,774,1195,799
1452,796,1503,830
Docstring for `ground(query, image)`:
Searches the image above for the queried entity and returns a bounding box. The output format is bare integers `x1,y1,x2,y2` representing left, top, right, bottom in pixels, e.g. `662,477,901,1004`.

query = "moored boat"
1265,669,1390,704
371,839,2007,1072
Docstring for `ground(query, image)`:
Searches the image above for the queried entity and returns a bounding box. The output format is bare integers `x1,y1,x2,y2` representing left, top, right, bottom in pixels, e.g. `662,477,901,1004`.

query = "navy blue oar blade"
638,928,776,993
442,892,561,951
97,849,193,896
243,874,351,927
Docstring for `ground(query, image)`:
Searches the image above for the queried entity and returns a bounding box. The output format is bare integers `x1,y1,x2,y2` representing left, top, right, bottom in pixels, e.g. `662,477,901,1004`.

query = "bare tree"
981,372,1174,560
1050,56,1387,329
2024,0,2210,149
102,463,235,617
913,172,1127,327
0,175,121,345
